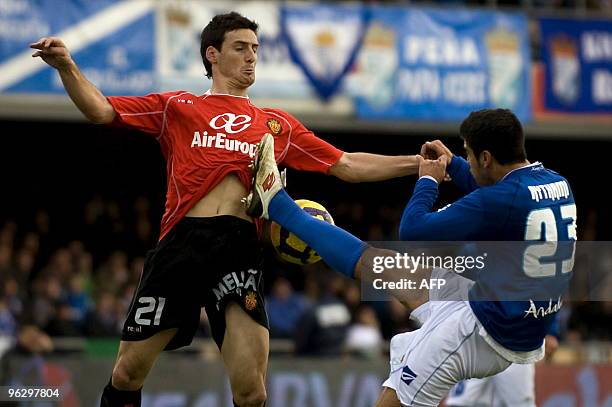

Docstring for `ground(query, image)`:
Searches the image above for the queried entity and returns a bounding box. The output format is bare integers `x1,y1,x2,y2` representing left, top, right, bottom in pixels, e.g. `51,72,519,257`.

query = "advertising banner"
0,0,155,95
539,18,612,114
351,7,531,121
3,355,611,406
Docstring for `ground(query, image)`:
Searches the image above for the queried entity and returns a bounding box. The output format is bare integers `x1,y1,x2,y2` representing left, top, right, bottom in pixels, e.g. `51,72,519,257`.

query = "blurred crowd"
0,195,610,359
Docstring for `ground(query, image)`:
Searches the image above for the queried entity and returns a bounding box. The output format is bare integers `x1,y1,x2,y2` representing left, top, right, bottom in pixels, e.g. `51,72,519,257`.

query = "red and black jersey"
107,91,343,240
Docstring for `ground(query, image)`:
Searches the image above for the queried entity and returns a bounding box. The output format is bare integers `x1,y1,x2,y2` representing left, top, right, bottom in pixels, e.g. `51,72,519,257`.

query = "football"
269,199,334,265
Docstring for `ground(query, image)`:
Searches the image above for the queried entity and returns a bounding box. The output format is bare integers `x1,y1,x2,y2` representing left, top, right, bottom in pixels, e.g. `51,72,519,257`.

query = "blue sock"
268,190,368,278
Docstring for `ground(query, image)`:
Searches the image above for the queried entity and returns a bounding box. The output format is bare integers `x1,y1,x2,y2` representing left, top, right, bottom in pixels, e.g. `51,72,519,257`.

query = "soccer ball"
270,199,334,265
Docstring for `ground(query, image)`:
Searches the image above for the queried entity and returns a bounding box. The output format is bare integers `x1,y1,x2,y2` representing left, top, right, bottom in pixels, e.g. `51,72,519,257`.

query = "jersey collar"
501,162,543,182
203,89,249,99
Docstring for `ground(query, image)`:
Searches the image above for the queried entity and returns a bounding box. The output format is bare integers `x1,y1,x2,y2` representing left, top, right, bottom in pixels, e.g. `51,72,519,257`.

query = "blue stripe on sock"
269,190,367,278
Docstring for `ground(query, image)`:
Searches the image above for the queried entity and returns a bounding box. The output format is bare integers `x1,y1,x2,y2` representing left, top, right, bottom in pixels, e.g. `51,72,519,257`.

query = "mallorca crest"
266,118,282,135
280,4,370,101
245,291,258,311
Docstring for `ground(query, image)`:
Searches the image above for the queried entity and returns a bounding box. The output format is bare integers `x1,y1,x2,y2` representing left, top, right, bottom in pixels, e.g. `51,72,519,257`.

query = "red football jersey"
107,91,343,240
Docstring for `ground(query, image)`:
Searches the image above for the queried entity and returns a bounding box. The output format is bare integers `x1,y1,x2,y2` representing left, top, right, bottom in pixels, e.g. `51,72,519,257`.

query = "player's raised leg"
245,134,431,310
245,133,368,280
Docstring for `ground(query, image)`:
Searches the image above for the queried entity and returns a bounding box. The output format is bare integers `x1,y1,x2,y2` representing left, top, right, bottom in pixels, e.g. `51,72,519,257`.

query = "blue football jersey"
399,157,576,351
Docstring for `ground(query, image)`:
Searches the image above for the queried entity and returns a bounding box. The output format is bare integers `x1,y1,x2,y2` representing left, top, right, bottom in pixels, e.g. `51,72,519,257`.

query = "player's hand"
419,157,447,183
420,140,453,165
544,334,559,361
30,37,75,71
421,140,453,182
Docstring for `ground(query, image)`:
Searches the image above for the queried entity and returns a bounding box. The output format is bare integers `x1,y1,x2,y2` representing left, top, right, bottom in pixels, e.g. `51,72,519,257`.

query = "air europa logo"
209,113,252,134
190,131,258,158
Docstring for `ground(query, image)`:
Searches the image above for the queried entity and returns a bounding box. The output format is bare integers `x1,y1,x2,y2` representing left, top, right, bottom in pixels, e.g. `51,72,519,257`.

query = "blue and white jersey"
399,157,576,352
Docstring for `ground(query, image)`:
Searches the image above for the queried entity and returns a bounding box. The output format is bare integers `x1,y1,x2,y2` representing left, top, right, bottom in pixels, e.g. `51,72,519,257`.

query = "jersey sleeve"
107,91,183,136
399,177,486,241
447,156,479,194
275,110,343,173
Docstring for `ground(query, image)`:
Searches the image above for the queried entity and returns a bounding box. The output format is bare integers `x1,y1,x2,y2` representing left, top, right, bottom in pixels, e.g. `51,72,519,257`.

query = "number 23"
523,203,577,277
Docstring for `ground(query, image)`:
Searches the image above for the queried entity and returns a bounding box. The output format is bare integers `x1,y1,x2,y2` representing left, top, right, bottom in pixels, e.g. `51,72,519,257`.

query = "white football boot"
243,133,284,219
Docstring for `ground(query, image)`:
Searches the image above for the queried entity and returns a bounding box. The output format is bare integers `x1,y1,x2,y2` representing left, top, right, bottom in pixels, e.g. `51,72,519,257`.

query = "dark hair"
459,109,527,165
200,12,258,79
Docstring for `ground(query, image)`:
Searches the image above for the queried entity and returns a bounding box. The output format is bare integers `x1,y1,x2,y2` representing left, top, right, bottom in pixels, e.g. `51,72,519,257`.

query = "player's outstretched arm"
399,158,485,241
30,37,115,124
329,152,422,183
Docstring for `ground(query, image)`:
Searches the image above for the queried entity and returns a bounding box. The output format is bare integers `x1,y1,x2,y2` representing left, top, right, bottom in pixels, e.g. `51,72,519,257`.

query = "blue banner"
353,7,531,122
0,0,155,95
280,3,370,101
540,18,612,114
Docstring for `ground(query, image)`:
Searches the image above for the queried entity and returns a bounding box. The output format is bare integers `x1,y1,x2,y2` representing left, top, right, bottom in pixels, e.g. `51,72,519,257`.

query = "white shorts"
446,363,536,407
382,269,511,407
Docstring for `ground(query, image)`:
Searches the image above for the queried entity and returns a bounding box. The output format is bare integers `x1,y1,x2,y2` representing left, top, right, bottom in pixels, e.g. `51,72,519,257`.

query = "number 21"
135,297,166,326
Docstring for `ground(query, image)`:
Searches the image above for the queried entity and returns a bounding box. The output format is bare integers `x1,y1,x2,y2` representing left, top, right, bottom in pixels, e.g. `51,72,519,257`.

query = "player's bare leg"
221,303,269,407
111,329,177,390
101,329,177,406
373,387,403,407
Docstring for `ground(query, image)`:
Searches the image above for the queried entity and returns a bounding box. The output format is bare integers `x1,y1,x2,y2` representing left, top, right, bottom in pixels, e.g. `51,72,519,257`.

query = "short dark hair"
459,109,527,165
200,12,258,79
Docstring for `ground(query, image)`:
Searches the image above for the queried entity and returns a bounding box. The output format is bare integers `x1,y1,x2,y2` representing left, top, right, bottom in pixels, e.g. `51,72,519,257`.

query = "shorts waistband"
177,215,255,230
156,215,256,250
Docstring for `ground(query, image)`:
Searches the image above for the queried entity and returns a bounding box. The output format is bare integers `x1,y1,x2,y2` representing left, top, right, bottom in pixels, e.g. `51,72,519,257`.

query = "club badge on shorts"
245,291,258,311
266,119,282,136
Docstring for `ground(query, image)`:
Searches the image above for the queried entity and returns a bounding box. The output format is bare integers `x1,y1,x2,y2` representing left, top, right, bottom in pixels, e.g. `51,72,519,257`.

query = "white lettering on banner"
397,69,486,105
443,72,486,104
397,69,440,101
593,70,612,104
64,69,153,93
209,113,252,134
0,17,49,40
0,0,29,14
404,36,480,66
270,372,382,407
190,131,258,157
133,367,612,407
582,32,612,62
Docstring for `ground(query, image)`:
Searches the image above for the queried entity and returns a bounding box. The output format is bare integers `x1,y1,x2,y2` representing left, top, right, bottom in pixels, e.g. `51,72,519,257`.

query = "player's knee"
111,359,147,391
233,380,267,407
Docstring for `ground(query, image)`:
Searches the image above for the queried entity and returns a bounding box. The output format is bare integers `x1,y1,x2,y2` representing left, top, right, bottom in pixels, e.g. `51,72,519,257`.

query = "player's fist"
30,37,75,71
419,157,447,183
420,140,453,165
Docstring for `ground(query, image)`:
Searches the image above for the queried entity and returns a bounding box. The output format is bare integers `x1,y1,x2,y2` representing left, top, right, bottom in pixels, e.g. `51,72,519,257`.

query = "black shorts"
121,216,268,350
